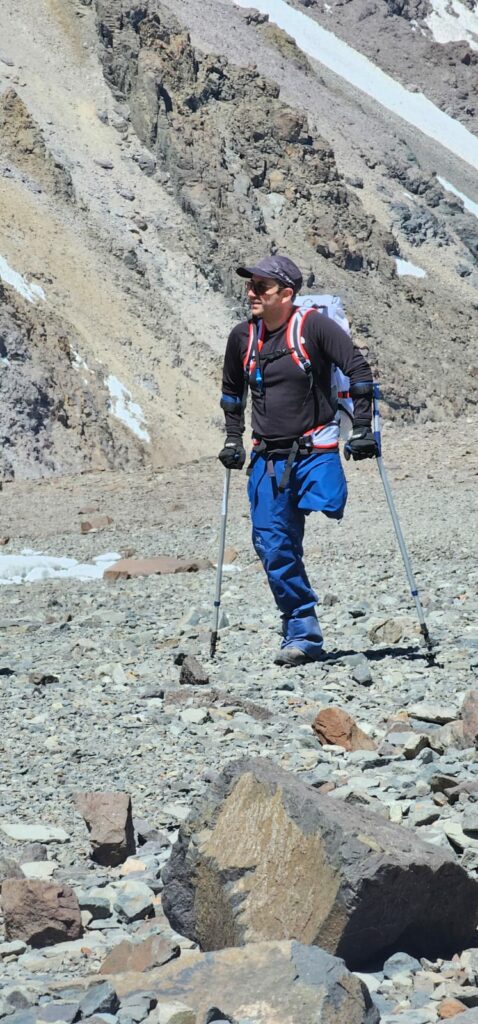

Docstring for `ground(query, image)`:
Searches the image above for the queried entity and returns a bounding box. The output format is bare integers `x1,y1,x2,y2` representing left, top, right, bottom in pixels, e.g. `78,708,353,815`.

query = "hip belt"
247,421,339,493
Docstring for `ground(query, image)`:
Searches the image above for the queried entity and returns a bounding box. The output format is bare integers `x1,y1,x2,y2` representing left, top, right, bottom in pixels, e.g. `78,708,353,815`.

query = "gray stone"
162,757,478,968
0,823,70,843
113,882,154,923
37,1004,80,1024
77,890,112,919
445,1013,478,1024
0,854,24,889
383,951,422,977
352,663,373,686
0,939,26,957
79,983,120,1019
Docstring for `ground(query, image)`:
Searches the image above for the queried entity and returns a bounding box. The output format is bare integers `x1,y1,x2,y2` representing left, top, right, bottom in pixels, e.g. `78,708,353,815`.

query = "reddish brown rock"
439,997,467,1018
461,690,478,747
80,514,113,534
74,792,135,866
312,707,376,752
104,556,211,580
2,879,82,947
223,547,238,564
99,934,180,974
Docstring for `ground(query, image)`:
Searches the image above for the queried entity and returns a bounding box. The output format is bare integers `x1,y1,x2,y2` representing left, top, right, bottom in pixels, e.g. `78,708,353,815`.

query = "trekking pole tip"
210,630,218,660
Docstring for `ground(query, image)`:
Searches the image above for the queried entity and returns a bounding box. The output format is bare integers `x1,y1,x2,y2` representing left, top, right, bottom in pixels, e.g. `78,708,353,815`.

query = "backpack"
244,293,354,437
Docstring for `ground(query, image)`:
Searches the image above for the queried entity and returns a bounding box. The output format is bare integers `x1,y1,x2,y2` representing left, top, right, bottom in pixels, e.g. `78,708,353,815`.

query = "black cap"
236,255,303,292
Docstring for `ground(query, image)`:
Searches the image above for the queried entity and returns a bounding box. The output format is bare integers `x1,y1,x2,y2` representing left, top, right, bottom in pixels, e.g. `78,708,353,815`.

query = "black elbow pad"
350,380,373,400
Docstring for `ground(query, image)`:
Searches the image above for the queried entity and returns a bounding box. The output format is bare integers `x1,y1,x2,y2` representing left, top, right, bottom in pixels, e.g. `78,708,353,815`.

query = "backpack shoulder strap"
243,319,266,379
285,307,316,374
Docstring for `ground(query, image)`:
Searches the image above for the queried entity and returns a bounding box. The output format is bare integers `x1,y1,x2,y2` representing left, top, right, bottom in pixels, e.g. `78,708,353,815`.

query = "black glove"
344,426,379,462
218,439,246,470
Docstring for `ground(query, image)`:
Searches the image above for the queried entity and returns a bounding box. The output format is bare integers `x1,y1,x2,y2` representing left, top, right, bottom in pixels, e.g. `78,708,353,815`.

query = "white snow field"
233,0,478,174
0,254,46,303
0,551,121,585
106,375,150,443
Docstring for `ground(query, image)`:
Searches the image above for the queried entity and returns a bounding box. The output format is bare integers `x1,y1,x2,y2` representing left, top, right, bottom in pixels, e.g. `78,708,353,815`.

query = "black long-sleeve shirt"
222,309,373,443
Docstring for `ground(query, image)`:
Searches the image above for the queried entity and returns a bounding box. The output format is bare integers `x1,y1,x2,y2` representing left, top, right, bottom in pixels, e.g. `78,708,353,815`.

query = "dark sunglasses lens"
247,281,267,296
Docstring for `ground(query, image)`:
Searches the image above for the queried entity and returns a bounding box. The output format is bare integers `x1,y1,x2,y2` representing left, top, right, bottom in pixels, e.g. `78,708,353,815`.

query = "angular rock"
408,702,458,725
0,854,24,890
78,982,120,1018
74,792,135,866
80,514,113,534
461,690,478,747
99,934,179,974
162,758,478,968
104,556,211,581
352,663,373,686
368,618,404,644
107,940,378,1023
438,997,467,1018
149,1003,196,1024
113,881,154,922
36,1003,79,1024
2,879,82,947
0,823,70,843
179,656,209,687
312,707,376,752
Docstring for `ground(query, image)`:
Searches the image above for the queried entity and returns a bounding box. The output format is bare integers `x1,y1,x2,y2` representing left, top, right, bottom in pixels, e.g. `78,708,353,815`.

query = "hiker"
218,255,378,666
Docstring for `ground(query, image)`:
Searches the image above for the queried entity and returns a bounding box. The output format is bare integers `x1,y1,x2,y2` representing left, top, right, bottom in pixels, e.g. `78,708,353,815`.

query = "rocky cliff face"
0,283,145,480
93,0,477,425
295,0,478,135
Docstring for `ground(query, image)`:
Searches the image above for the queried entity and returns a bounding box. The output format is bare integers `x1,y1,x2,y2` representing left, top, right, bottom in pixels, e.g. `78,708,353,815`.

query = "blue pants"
247,451,347,658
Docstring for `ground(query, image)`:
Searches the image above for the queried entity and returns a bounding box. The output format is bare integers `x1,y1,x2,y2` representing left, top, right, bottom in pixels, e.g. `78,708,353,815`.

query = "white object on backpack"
294,294,354,437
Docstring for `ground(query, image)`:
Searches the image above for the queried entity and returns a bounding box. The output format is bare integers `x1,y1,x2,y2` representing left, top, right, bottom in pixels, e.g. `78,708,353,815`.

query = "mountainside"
0,0,477,477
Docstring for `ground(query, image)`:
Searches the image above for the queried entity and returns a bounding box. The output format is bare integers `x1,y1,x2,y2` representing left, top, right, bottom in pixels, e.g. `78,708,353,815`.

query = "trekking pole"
210,468,231,659
373,383,436,665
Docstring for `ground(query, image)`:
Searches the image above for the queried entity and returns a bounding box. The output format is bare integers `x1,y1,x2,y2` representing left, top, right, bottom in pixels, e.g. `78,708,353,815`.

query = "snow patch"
0,255,46,303
0,551,121,585
72,349,89,372
395,258,427,278
106,375,150,443
233,0,478,173
437,175,478,219
426,0,478,51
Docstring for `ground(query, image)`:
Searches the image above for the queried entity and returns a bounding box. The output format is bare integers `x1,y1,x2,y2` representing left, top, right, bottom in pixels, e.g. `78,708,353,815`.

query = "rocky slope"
1,0,478,478
0,421,477,1019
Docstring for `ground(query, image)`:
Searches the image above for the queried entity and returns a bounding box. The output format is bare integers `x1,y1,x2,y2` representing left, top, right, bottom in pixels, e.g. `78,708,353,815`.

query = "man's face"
246,275,293,317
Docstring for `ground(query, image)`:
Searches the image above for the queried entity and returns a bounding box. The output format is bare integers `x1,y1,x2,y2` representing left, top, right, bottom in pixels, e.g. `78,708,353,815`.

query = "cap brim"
236,265,257,279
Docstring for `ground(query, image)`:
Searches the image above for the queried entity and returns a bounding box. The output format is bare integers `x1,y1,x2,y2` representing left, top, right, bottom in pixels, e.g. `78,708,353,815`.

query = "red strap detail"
286,308,315,369
243,322,255,371
337,390,350,398
286,311,304,369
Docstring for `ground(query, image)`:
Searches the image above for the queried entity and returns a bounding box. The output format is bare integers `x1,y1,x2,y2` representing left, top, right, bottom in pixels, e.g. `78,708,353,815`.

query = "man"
219,255,377,666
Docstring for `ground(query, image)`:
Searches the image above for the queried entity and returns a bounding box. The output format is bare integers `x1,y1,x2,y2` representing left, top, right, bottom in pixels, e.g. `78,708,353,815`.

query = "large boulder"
162,758,478,968
2,879,82,947
106,940,379,1023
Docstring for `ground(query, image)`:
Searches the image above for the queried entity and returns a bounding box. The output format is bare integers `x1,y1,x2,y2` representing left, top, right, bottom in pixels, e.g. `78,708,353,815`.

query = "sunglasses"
246,279,284,297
